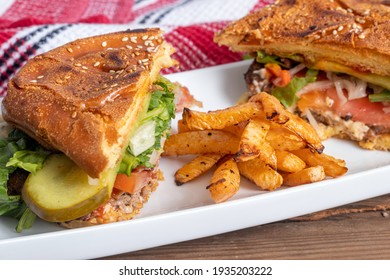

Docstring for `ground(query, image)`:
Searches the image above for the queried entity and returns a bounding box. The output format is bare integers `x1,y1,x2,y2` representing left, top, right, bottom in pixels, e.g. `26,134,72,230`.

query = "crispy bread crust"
214,0,390,76
2,29,176,178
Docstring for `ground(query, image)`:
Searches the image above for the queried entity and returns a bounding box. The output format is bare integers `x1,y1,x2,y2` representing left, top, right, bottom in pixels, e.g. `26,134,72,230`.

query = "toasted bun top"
2,28,177,178
214,0,390,76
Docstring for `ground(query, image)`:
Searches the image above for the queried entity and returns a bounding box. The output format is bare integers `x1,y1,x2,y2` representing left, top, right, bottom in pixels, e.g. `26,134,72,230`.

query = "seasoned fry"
177,119,190,133
266,124,306,151
282,166,326,186
234,118,276,168
275,150,306,173
222,121,247,137
237,157,283,191
175,154,223,185
207,158,240,203
166,89,348,204
182,102,264,130
291,148,348,177
249,92,289,124
163,130,239,156
250,92,324,153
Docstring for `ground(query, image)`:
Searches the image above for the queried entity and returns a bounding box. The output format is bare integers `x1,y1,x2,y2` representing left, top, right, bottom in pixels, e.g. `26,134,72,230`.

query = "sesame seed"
94,61,100,67
362,9,370,16
122,37,129,42
131,36,137,43
102,41,107,47
135,51,140,56
75,63,82,67
137,45,143,49
82,66,88,70
332,30,338,35
126,45,133,50
358,33,365,39
109,70,116,73
72,112,77,118
37,75,44,79
30,79,37,83
337,26,344,31
146,47,155,53
65,75,71,79
347,8,353,13
142,58,149,62
313,35,321,40
67,47,73,53
141,35,148,40
111,83,118,88
149,36,155,40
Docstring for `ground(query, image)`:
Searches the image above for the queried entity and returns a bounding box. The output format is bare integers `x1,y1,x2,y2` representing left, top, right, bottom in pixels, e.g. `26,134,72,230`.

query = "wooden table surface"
100,193,390,260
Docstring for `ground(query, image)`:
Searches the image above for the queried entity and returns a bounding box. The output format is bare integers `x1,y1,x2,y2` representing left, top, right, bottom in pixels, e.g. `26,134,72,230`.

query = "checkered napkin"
0,0,274,97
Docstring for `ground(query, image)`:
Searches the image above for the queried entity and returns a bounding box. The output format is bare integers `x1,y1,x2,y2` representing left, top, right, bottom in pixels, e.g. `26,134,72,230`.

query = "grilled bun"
2,28,177,178
214,0,390,77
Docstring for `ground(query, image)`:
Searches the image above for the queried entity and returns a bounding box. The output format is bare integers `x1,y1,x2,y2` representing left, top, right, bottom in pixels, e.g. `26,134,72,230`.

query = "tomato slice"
113,171,149,194
297,88,390,128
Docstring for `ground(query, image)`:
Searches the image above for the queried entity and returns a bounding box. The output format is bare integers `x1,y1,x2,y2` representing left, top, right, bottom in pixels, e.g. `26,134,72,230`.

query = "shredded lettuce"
0,129,49,232
119,76,176,176
271,69,318,108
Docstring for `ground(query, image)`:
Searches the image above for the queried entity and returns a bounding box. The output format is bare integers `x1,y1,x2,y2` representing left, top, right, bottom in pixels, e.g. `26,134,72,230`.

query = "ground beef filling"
62,165,160,228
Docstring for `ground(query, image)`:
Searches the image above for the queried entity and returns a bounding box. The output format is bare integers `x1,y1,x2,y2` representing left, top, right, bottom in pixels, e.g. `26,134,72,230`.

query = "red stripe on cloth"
164,23,242,73
0,0,134,28
0,29,16,46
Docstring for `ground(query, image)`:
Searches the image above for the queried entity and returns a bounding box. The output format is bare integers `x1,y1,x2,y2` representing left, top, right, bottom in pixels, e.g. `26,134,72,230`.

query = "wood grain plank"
99,194,390,260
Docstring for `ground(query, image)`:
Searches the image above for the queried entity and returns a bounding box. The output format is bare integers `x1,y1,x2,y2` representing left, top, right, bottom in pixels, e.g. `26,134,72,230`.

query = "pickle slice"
22,154,116,222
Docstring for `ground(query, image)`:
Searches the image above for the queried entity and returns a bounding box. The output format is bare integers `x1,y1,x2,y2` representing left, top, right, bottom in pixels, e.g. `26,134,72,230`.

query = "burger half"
214,0,390,150
0,28,183,230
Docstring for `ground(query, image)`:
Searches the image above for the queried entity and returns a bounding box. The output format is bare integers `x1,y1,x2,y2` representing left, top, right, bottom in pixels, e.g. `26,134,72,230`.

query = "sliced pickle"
22,154,117,222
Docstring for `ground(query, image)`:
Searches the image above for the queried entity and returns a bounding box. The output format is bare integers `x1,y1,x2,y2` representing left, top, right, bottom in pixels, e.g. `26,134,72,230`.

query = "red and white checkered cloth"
0,0,274,97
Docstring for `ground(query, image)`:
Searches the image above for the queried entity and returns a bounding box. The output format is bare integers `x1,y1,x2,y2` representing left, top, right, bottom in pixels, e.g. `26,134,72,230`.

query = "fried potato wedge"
237,157,283,191
175,154,223,185
250,92,324,153
163,130,239,156
266,123,307,151
275,150,306,173
222,121,247,137
234,118,276,168
291,148,348,177
177,119,190,133
282,166,326,186
207,158,240,203
182,102,263,130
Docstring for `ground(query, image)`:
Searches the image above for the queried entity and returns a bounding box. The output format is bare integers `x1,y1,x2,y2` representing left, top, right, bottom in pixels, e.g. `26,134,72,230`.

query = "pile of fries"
163,92,348,203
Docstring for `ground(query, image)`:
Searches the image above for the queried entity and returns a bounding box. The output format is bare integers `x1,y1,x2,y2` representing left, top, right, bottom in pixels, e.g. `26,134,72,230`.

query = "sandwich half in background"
0,28,187,230
214,0,390,150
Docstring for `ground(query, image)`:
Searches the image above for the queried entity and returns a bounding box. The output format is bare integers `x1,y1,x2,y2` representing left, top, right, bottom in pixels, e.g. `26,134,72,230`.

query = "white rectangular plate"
1,60,390,259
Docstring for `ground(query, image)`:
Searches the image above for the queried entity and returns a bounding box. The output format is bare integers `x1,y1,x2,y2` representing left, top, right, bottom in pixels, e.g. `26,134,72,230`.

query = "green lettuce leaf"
119,76,176,176
0,129,49,231
369,89,390,102
271,69,318,108
256,51,284,66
